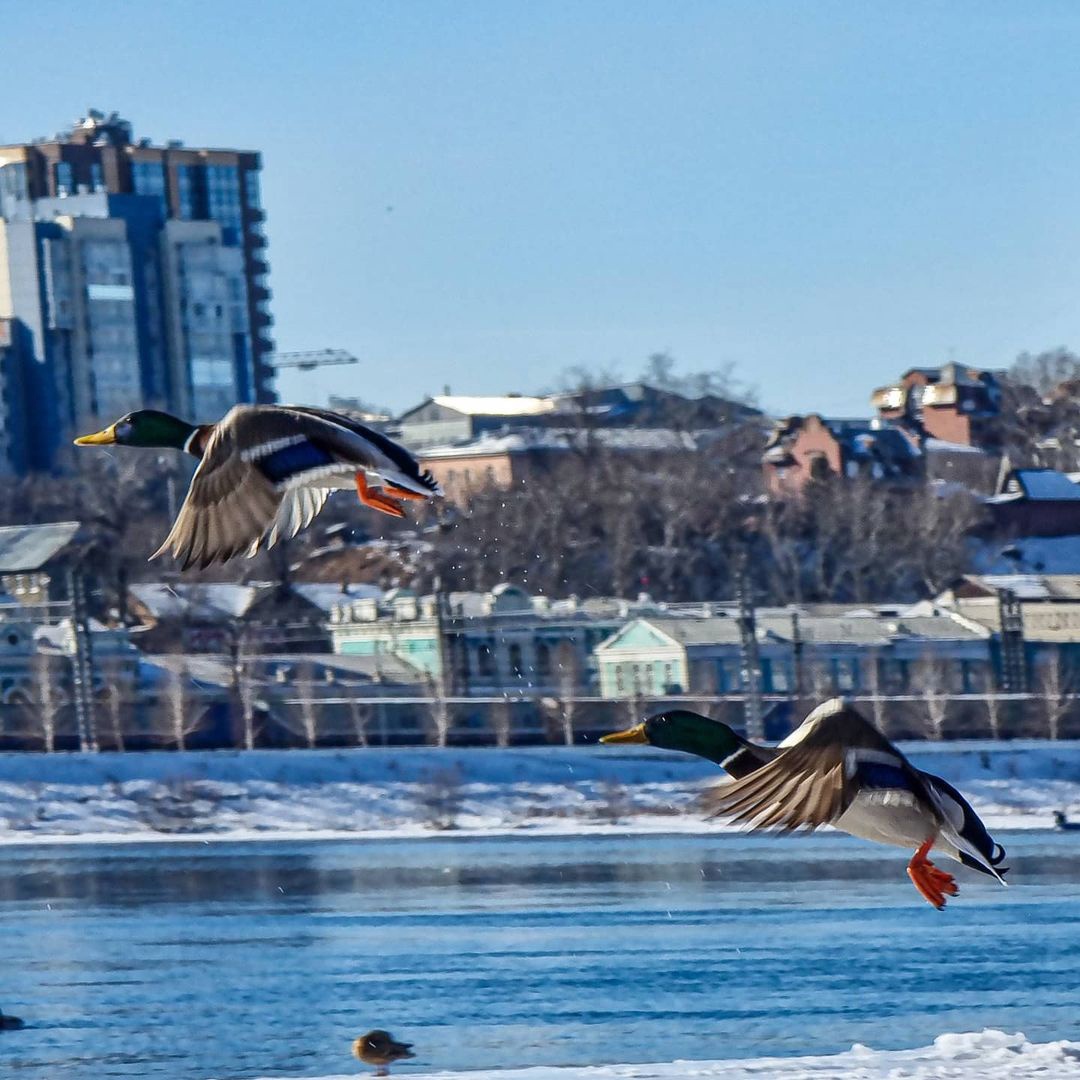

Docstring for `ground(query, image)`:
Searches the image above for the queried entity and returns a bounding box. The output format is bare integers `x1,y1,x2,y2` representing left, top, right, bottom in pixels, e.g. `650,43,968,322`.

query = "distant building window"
765,660,789,692
614,664,625,693
535,642,551,677
0,162,28,206
132,161,167,215
509,643,523,678
834,657,858,692
89,162,103,191
177,164,199,219
244,168,261,210
206,164,242,237
477,643,495,677
54,161,73,195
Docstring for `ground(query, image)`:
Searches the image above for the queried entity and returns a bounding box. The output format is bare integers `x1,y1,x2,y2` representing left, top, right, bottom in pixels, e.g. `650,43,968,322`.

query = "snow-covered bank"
253,1029,1080,1080
0,741,1078,842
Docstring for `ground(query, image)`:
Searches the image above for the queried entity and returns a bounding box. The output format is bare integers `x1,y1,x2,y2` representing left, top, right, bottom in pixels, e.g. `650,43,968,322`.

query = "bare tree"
33,651,60,753
489,698,512,748
983,690,1005,741
164,662,200,750
296,661,321,749
1034,654,1076,740
105,683,126,753
423,674,452,748
553,640,582,745
864,651,888,733
347,691,371,748
914,655,952,740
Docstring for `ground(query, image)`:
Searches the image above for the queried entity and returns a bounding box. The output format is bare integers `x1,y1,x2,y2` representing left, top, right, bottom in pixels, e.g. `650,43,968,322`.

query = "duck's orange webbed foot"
355,473,406,518
906,837,959,910
383,481,428,502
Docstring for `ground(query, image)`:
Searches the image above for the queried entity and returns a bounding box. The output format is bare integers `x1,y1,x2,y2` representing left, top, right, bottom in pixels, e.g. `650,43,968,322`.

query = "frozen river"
0,830,1078,1078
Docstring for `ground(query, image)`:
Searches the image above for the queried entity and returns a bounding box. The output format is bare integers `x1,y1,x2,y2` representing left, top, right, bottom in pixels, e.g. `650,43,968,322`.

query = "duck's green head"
601,709,744,765
74,410,197,451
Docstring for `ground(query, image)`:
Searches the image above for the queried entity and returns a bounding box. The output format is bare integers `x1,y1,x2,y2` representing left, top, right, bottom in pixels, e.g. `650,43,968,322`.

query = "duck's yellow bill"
74,424,117,446
600,722,649,745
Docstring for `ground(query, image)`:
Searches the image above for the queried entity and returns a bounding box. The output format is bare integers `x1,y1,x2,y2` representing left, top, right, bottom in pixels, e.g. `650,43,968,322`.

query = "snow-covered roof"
958,574,1080,600
974,536,1080,576
290,583,382,612
925,438,987,455
431,395,555,417
0,521,81,571
601,610,988,651
130,583,261,621
420,427,705,459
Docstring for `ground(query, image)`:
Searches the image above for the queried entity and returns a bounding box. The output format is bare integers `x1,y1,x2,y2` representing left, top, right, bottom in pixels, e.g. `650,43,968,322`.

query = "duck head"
75,410,198,451
601,709,745,765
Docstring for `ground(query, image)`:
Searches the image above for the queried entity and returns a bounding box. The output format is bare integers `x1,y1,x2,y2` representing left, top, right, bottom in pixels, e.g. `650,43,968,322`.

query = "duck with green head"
74,404,442,570
602,700,1008,910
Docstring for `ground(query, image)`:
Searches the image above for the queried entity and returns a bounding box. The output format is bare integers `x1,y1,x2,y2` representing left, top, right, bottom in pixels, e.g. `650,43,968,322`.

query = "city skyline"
5,2,1080,418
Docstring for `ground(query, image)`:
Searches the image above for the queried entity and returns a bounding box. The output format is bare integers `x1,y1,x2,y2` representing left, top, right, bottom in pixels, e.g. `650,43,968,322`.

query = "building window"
54,161,73,195
206,164,242,238
177,164,200,220
477,643,495,677
509,643,523,678
833,658,858,692
879,659,907,694
0,162,27,205
614,664,625,694
244,168,261,210
535,642,551,677
90,162,103,192
132,161,167,215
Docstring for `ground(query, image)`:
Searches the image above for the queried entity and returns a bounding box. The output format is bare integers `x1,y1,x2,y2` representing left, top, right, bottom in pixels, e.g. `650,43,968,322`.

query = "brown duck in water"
352,1029,415,1076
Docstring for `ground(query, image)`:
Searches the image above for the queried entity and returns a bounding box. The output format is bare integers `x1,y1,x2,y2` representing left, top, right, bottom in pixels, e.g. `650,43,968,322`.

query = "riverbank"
0,741,1077,841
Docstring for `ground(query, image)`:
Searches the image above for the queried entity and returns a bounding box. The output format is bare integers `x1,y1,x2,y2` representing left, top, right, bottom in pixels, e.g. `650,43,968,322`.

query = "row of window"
53,161,103,196
131,161,261,234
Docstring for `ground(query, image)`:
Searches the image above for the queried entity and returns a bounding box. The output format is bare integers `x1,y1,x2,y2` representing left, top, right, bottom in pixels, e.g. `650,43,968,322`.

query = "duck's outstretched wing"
151,406,340,568
704,702,930,833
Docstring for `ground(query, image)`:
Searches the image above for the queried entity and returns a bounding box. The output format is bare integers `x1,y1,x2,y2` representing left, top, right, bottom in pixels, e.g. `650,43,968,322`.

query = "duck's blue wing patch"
257,440,335,484
856,759,914,791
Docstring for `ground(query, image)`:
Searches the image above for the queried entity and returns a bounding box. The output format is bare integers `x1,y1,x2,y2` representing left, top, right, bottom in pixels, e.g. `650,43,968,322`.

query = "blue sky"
6,1,1080,415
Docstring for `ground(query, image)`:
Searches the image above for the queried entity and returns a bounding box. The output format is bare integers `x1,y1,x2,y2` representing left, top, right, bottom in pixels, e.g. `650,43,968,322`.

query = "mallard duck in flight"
352,1029,415,1076
75,405,442,569
602,700,1008,909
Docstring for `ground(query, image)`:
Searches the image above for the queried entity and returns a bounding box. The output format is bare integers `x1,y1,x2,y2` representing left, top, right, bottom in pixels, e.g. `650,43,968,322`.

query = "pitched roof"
0,521,81,571
430,395,555,417
991,468,1080,503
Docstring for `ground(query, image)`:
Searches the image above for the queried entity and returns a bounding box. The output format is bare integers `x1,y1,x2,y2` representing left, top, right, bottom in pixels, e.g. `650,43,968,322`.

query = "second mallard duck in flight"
75,405,442,570
603,698,1008,910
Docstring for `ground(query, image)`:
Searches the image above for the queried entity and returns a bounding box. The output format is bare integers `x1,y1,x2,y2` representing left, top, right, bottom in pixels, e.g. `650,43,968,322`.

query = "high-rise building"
0,110,274,472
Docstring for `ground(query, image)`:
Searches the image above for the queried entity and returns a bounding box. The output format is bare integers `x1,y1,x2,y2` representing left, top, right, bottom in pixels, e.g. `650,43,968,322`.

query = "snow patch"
251,1029,1080,1079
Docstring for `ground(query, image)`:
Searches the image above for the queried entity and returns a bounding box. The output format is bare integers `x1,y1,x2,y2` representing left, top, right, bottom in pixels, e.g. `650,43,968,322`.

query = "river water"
0,830,1077,1078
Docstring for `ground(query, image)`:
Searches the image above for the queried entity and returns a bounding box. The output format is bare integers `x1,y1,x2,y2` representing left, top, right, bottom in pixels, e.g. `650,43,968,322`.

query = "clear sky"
5,1,1080,416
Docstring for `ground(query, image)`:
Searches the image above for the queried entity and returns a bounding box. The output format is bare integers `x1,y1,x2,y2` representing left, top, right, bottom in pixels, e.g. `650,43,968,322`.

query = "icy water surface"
0,831,1077,1079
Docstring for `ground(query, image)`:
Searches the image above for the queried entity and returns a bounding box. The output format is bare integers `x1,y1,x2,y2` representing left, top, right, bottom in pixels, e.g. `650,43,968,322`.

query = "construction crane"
270,349,359,372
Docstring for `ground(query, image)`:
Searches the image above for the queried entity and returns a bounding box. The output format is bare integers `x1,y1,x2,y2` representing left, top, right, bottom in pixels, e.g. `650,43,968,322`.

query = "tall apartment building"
0,110,274,472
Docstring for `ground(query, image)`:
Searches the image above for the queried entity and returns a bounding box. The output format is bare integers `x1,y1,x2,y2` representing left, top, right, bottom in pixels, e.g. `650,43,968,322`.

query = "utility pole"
68,566,98,752
737,558,764,741
790,608,804,703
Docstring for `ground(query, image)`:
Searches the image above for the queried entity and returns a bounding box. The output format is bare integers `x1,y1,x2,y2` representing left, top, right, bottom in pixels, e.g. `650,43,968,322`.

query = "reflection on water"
0,831,1077,1078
